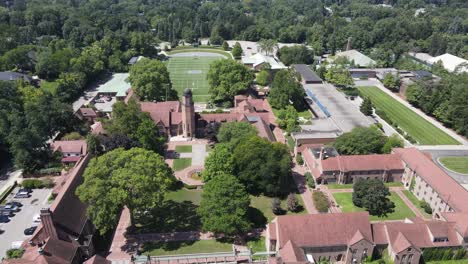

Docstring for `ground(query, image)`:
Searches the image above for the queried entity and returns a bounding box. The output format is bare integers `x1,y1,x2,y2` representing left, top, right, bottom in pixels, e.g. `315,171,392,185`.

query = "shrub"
420,201,433,214
305,172,315,189
287,193,300,212
296,153,304,165
37,167,62,175
271,198,284,215
312,191,329,213
21,179,45,189
6,249,25,259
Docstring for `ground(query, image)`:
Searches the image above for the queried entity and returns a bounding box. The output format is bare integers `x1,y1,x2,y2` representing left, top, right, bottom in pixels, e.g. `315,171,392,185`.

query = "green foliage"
222,41,229,51
129,58,177,102
207,59,254,103
233,136,292,196
0,45,35,71
271,197,283,215
324,67,354,88
198,173,251,237
21,179,49,189
6,248,25,259
202,143,234,182
257,39,277,56
381,134,404,154
333,126,387,155
231,42,243,59
422,247,467,262
305,172,315,189
256,70,270,86
312,191,329,213
269,69,306,111
276,105,300,133
353,179,395,217
296,153,304,165
61,132,84,140
35,47,75,80
360,97,373,116
277,45,314,66
71,42,106,82
216,121,258,147
76,148,176,234
286,193,300,212
55,72,86,103
420,201,433,214
382,73,400,92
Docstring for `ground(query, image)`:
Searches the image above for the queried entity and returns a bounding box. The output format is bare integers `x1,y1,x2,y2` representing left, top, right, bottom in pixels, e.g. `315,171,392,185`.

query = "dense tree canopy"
202,143,234,182
129,58,177,101
353,179,395,217
269,69,306,110
333,126,387,155
76,148,175,234
207,59,254,104
277,45,314,66
198,173,251,237
216,121,257,146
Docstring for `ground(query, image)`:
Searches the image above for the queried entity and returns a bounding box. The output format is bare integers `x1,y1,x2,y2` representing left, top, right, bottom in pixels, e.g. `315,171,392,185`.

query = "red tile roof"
140,101,181,127
51,140,87,155
279,240,307,263
78,108,97,117
371,223,388,245
321,154,404,172
199,113,242,123
441,212,468,237
83,255,111,264
275,212,372,248
393,148,468,212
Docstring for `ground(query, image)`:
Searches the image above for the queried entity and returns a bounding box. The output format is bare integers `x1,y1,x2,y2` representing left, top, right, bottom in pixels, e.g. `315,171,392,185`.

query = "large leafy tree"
269,69,306,110
207,59,254,104
198,173,251,237
233,136,292,196
76,148,175,234
324,67,354,88
202,143,234,182
257,39,277,55
231,42,243,59
276,105,300,133
217,121,257,146
333,126,387,155
360,97,373,116
277,45,314,66
129,58,177,101
353,179,395,217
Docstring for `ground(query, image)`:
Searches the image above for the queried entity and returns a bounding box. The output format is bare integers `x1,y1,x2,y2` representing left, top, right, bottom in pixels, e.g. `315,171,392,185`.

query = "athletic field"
357,86,460,145
166,52,227,102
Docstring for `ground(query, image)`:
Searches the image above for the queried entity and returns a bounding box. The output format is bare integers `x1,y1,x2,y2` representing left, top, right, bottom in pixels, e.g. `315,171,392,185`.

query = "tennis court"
166,52,227,102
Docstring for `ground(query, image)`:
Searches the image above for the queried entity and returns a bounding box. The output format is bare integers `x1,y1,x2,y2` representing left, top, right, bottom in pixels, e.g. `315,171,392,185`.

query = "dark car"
0,210,13,217
9,201,22,207
24,226,37,236
18,188,32,193
0,215,9,223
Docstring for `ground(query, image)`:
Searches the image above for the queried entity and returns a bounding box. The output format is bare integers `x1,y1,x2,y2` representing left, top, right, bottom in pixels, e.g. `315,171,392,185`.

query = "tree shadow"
135,200,201,234
247,207,267,228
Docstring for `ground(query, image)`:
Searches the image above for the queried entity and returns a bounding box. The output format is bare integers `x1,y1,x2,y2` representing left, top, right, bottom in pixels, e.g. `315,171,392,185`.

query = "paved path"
291,164,318,214
355,79,468,146
0,169,22,197
394,189,427,219
192,144,208,166
327,186,404,193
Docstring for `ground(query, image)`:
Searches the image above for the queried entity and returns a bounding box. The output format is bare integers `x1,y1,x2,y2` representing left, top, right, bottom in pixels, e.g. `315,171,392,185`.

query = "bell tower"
182,88,196,138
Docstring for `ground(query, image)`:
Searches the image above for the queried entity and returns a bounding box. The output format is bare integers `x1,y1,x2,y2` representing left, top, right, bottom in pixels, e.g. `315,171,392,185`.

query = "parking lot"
0,188,51,259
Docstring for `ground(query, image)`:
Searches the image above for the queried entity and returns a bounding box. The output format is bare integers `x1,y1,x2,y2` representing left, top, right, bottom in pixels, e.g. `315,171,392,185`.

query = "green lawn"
333,192,416,221
175,145,193,153
142,240,232,256
173,158,192,171
40,80,59,95
250,195,306,222
357,86,459,145
426,260,468,264
327,182,403,189
286,135,295,152
439,156,468,174
402,190,432,218
247,237,266,253
168,47,231,58
166,188,202,205
165,52,228,102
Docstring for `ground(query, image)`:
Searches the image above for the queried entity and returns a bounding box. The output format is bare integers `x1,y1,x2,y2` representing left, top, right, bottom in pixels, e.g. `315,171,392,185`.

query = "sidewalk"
292,164,318,214
0,169,22,196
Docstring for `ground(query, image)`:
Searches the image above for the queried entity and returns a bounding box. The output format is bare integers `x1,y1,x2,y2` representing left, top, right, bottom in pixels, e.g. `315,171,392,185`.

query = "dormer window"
433,237,448,242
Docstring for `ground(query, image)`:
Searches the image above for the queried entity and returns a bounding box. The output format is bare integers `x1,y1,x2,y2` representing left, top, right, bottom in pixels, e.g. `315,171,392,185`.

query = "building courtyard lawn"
402,190,432,218
166,188,202,205
250,195,307,222
333,192,415,221
439,156,468,174
173,158,192,171
327,182,403,189
357,86,459,145
175,145,193,153
142,240,233,256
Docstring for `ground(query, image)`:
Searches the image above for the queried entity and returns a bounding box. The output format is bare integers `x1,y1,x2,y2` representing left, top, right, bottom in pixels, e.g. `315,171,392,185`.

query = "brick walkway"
292,163,318,214
394,189,427,219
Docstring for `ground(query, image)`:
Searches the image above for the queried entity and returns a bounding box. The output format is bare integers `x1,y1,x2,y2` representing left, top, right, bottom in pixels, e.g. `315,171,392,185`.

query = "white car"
32,214,41,223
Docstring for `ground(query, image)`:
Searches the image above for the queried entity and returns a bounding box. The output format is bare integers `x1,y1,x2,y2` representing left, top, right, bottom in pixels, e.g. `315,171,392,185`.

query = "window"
401,254,407,263
408,254,413,263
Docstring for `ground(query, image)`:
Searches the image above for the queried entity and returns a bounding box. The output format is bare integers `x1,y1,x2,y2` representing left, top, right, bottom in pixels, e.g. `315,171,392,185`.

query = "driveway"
419,148,468,185
0,188,52,259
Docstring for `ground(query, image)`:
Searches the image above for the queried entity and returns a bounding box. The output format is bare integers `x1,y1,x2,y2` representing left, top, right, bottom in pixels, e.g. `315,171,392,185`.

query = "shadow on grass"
135,200,201,234
247,207,267,228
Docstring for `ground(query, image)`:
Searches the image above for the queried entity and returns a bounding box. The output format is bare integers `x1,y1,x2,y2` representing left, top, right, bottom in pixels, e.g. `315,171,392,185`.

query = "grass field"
175,145,193,153
327,182,403,190
402,190,432,218
165,188,202,205
143,240,232,256
166,52,227,102
250,195,306,221
40,80,59,94
333,192,416,221
357,86,459,145
173,158,192,171
439,156,468,174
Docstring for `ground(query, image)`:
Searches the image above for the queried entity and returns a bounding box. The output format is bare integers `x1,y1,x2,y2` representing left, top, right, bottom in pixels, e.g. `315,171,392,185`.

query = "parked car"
3,203,19,212
24,226,38,236
9,201,22,207
0,215,9,223
0,210,13,217
14,192,30,198
18,188,32,193
32,214,41,223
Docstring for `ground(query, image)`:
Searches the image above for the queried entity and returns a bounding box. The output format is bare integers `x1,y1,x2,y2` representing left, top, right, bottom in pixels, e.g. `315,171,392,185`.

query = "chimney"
40,208,58,239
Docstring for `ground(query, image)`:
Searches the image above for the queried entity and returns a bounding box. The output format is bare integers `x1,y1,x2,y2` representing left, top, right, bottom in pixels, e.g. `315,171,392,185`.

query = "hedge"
312,190,329,213
305,172,315,189
21,178,54,189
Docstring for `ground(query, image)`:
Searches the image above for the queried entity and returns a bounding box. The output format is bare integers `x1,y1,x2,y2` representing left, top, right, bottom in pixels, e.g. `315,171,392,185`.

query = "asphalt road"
422,149,468,185
0,188,51,259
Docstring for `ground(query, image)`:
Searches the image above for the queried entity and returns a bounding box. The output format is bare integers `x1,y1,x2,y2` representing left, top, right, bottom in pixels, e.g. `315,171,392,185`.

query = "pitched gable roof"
321,154,404,172
51,140,87,155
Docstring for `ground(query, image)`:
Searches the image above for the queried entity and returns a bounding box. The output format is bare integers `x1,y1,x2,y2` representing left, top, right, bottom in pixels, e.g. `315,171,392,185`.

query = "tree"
222,41,229,51
202,143,234,182
271,198,283,215
277,45,314,66
55,72,86,103
256,70,270,86
333,126,387,155
207,60,254,104
360,97,373,116
312,191,329,213
381,134,404,154
100,133,140,152
231,42,243,59
269,69,306,110
129,58,177,101
198,173,251,237
276,105,300,133
86,134,101,157
233,136,292,196
71,42,106,82
258,39,277,55
352,179,395,217
217,121,257,146
287,193,300,212
382,73,400,91
324,67,354,88
35,48,74,80
76,148,175,234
